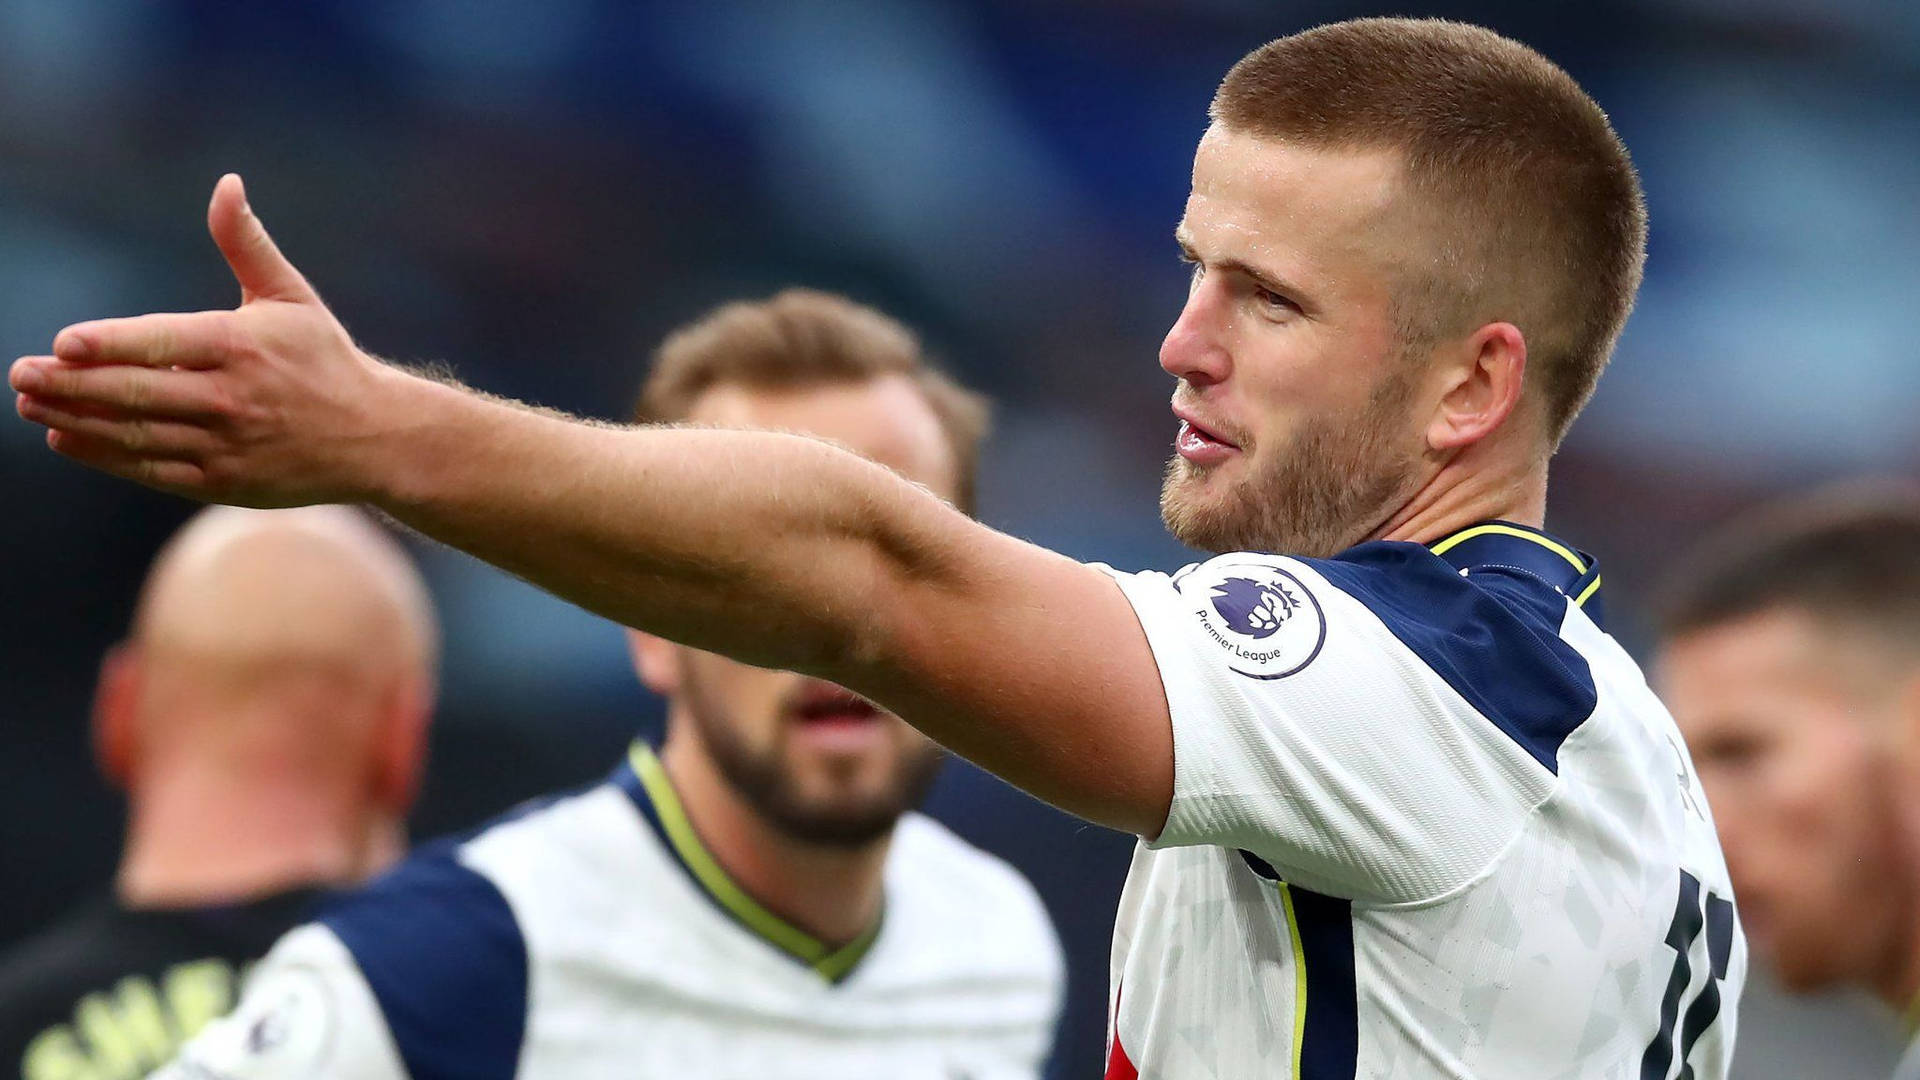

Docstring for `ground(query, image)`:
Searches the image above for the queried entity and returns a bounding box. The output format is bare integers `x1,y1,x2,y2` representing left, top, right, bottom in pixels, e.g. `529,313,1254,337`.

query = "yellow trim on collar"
1430,523,1588,574
628,743,881,980
1573,575,1603,609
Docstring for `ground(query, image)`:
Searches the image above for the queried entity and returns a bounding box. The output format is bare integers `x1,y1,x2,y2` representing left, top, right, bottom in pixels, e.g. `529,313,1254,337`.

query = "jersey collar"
613,741,883,983
1427,520,1604,624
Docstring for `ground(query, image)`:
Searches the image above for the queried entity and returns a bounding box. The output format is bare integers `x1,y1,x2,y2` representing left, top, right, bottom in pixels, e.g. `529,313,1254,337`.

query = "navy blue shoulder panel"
1303,541,1598,774
317,842,529,1080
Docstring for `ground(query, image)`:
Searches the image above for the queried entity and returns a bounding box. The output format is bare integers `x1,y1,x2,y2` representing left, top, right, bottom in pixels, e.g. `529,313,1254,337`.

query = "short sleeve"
153,847,532,1080
1095,543,1598,905
149,925,406,1080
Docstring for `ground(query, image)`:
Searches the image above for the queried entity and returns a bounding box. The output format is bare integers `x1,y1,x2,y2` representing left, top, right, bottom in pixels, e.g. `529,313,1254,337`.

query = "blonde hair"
635,289,991,514
1212,18,1646,444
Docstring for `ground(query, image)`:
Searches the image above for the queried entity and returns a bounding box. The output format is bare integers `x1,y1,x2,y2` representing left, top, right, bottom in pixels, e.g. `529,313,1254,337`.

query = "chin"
1160,486,1242,554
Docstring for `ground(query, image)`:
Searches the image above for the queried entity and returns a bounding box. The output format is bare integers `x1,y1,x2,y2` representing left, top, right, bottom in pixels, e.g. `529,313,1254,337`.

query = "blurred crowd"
2,1,1916,1077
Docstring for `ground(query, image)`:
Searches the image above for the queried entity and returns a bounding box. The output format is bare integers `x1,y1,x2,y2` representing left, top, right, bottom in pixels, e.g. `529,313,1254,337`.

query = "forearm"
366,369,958,675
12,178,1176,834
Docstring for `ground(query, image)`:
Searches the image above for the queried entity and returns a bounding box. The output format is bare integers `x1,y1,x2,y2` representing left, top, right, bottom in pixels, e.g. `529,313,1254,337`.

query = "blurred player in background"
0,506,436,1080
12,17,1744,1078
1656,484,1920,1079
154,291,1064,1080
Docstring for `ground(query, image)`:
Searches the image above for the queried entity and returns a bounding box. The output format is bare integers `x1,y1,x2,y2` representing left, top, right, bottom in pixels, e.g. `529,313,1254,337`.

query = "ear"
373,673,434,815
92,644,139,791
626,629,681,697
1426,321,1528,453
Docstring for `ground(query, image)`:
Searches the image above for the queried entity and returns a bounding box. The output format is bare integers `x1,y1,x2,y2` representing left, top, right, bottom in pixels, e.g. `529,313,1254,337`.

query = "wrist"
350,360,473,513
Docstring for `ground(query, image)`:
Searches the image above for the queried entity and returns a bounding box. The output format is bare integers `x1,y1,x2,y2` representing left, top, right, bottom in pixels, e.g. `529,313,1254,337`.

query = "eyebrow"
1174,229,1318,316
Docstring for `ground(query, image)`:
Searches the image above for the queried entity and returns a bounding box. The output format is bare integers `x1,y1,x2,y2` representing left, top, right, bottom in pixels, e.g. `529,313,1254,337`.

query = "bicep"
848,519,1175,837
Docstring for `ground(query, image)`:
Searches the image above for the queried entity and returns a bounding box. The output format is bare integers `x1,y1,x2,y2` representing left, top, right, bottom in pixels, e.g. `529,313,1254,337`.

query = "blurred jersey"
158,744,1064,1080
0,889,323,1080
1096,523,1746,1078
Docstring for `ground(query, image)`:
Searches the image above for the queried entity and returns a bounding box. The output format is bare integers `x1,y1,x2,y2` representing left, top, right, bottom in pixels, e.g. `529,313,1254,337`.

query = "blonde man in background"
153,291,1064,1080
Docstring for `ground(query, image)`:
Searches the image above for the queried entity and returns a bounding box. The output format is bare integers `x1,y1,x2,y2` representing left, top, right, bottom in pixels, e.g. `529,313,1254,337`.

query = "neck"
660,732,891,948
1371,441,1549,546
118,762,398,908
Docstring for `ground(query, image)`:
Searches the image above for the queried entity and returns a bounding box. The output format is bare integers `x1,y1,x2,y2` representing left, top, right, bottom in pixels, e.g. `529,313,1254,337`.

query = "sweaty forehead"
685,375,960,503
1181,126,1410,283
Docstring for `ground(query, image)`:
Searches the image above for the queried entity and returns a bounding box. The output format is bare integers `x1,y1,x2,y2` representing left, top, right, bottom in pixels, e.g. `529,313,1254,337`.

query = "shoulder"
1305,542,1599,771
311,840,530,1080
0,906,109,1011
156,923,407,1080
887,814,1063,975
0,909,115,1063
1110,544,1599,773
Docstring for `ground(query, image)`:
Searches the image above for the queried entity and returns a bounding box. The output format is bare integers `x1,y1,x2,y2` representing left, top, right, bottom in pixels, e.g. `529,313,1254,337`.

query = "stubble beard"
1161,370,1422,558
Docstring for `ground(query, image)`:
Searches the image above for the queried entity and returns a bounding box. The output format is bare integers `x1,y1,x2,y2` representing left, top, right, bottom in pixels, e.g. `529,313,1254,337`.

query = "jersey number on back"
1639,870,1735,1080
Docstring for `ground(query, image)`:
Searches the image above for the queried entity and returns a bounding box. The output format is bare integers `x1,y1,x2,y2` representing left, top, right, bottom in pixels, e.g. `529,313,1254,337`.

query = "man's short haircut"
635,289,991,515
1211,17,1647,445
1654,481,1920,653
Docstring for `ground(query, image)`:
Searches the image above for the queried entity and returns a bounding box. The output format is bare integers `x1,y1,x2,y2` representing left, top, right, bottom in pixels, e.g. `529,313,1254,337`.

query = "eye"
1701,733,1767,771
1254,285,1297,315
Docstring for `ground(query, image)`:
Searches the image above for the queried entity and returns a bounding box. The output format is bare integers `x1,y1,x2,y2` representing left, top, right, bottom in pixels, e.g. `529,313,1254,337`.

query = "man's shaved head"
132,505,437,686
103,506,441,904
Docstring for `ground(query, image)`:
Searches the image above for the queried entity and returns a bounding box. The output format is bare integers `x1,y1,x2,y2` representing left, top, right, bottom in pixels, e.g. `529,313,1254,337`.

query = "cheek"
1756,738,1884,871
684,655,793,741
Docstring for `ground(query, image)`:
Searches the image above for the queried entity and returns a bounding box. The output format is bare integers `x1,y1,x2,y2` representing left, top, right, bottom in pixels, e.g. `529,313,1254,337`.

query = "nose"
1160,279,1232,387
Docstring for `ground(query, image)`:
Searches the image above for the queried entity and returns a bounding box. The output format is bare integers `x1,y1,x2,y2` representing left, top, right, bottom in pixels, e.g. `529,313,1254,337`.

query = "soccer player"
1655,485,1920,1079
149,291,1065,1079
0,506,436,1080
12,17,1746,1077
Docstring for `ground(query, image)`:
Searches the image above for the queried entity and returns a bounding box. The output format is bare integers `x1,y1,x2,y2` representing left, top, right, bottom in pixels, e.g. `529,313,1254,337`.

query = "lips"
1172,404,1242,467
791,685,881,726
786,683,887,755
1174,411,1238,450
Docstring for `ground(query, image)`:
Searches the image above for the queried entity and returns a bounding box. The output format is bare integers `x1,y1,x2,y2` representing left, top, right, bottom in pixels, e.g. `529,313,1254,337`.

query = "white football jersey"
153,743,1064,1080
1095,522,1745,1079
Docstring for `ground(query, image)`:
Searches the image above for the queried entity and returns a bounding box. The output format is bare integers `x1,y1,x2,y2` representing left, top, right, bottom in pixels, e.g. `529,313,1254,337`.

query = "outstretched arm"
10,176,1173,836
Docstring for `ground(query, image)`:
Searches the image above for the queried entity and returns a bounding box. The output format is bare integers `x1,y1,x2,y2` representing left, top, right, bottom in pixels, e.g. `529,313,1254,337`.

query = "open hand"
10,174,406,507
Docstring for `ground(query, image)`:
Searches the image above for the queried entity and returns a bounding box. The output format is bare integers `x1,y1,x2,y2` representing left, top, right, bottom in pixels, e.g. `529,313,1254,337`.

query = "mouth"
793,688,882,726
786,684,888,752
1172,405,1242,466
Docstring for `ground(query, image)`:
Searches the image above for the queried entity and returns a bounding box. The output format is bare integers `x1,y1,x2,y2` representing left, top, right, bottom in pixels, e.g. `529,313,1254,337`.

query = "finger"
207,174,317,305
44,429,210,497
18,394,224,459
11,357,227,417
50,311,235,370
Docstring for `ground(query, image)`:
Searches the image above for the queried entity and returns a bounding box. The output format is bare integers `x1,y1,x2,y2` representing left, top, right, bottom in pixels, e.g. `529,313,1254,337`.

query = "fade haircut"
1211,17,1647,445
635,288,991,515
1655,482,1920,657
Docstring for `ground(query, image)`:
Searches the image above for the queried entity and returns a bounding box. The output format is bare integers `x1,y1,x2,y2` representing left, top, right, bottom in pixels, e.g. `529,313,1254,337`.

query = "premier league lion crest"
1182,558,1326,679
1208,576,1301,640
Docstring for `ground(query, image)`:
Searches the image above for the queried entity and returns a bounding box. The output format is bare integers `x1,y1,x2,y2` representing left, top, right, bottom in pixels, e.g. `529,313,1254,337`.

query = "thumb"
207,174,317,305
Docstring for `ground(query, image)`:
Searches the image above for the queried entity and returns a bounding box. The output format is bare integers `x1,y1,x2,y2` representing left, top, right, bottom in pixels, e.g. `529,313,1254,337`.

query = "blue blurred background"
2,1,1915,1076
